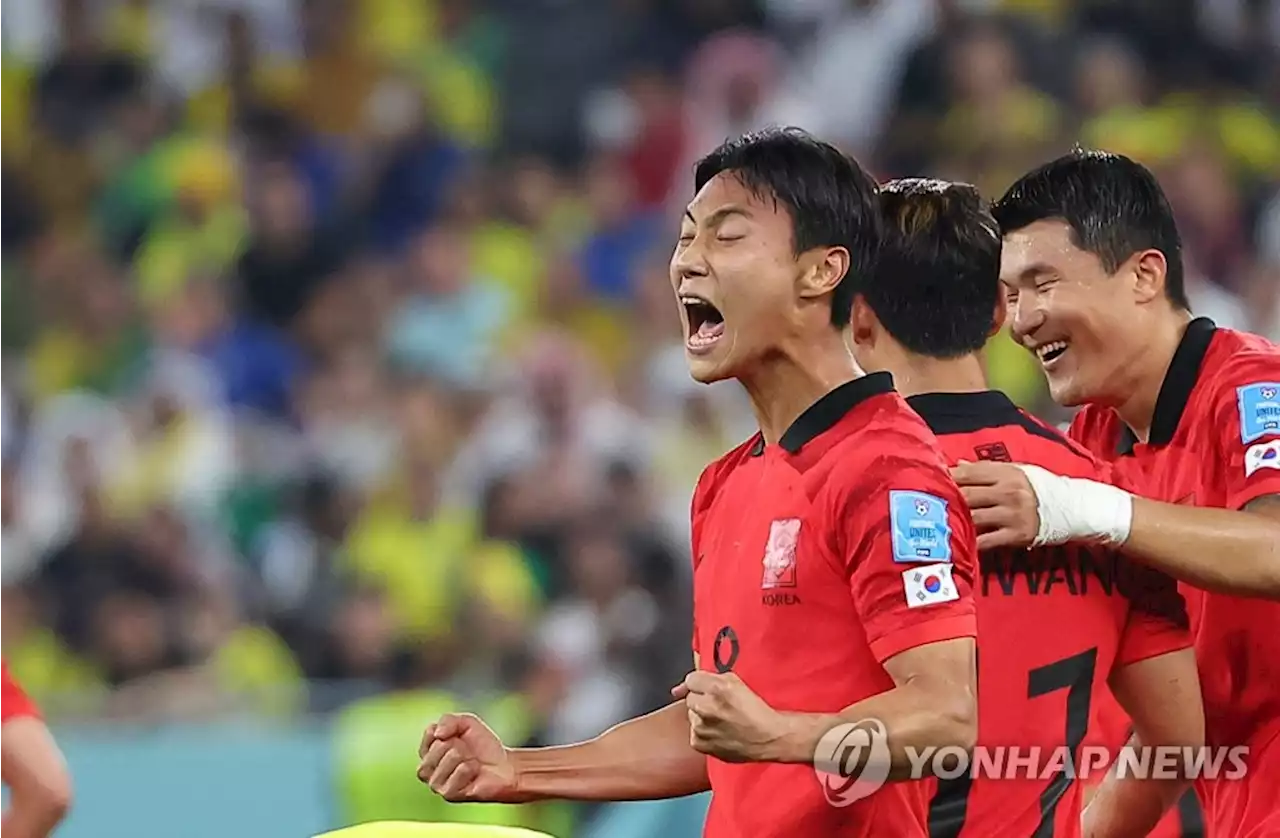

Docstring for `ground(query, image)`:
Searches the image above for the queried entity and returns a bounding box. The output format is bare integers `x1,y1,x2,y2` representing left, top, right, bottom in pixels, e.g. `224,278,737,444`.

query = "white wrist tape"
1013,464,1134,547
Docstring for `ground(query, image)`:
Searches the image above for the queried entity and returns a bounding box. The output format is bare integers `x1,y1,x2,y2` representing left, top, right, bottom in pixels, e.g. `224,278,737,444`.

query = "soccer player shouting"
953,150,1280,837
848,179,1203,838
417,128,980,837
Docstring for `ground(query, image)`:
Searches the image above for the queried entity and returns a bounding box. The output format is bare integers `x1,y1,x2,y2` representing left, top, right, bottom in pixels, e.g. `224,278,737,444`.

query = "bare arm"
420,654,710,803
511,700,710,801
2,717,73,838
1084,649,1204,838
768,637,977,778
955,461,1280,598
1122,495,1280,597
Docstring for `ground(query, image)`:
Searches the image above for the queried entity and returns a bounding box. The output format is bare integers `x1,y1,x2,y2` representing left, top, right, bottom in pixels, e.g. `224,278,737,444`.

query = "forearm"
510,702,710,802
1019,465,1280,596
769,677,976,779
1,719,72,838
3,796,71,838
1124,497,1280,597
1082,737,1187,838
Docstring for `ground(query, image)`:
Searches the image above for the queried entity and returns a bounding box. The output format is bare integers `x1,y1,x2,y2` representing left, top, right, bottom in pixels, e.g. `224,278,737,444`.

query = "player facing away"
847,179,1204,838
2,663,73,838
417,128,981,837
948,150,1280,837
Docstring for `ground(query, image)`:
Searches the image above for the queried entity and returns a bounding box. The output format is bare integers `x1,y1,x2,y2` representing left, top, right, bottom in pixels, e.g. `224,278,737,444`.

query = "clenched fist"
673,671,791,763
417,713,520,802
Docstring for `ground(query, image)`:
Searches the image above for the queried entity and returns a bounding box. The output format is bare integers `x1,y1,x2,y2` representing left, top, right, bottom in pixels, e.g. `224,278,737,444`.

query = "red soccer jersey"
1069,319,1280,837
690,373,979,838
906,391,1191,838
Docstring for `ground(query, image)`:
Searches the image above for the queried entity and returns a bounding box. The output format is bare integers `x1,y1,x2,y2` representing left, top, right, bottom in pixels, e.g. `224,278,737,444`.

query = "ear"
796,247,851,301
989,291,1008,338
849,295,879,349
1131,248,1168,305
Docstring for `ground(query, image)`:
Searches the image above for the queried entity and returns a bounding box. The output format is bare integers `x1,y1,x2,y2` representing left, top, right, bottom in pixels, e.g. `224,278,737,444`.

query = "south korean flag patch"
902,563,958,608
1245,440,1280,478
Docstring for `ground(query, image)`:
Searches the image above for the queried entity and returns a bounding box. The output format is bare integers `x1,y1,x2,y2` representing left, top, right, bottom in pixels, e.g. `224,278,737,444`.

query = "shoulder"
1205,329,1280,386
1197,330,1280,435
828,396,953,496
1067,403,1121,457
1014,407,1104,474
843,392,940,463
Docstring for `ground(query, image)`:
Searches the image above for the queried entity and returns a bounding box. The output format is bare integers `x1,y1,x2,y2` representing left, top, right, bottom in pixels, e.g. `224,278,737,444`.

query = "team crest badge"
762,518,801,589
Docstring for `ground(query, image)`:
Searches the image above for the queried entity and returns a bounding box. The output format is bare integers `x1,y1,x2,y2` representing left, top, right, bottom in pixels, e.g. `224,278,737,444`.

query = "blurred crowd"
1,0,1277,751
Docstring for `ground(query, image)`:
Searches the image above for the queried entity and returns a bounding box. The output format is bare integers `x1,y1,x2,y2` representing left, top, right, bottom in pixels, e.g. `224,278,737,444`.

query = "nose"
1008,293,1045,344
671,240,710,288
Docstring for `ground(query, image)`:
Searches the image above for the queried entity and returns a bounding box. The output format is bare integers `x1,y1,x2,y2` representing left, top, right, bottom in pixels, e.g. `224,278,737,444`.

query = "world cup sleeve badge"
1238,383,1280,443
889,490,953,563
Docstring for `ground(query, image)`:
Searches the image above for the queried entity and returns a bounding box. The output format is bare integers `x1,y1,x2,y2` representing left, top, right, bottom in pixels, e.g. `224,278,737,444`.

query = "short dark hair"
866,179,1000,359
991,149,1188,310
693,127,881,328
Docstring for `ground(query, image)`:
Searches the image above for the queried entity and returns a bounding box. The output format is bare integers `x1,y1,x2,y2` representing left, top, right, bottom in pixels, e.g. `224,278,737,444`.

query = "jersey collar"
1117,316,1217,455
906,390,1018,433
749,371,896,456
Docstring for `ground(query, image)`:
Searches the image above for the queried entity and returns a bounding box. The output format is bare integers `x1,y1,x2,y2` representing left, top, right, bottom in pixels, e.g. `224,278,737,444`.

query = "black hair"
867,179,1000,358
693,127,881,328
991,149,1188,310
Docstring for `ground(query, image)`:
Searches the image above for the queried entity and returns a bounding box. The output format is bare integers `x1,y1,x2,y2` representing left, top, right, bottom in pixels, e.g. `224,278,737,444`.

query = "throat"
739,335,862,445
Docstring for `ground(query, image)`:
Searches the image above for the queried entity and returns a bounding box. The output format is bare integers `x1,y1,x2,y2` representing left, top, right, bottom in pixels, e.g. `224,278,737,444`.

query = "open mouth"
1035,340,1069,367
681,294,725,352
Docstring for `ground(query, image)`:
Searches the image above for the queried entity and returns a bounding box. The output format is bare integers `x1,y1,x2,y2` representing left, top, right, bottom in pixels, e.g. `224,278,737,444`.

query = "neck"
739,330,861,445
879,347,989,400
1113,310,1193,442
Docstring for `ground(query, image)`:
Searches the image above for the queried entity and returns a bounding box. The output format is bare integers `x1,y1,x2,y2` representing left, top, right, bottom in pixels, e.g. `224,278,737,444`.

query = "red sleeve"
1210,354,1280,510
837,455,978,664
2,663,40,723
1114,559,1192,666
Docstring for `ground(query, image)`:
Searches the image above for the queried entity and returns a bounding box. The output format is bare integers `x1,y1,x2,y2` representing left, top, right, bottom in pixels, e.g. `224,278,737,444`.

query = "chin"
1046,370,1106,409
1047,380,1085,408
685,355,732,384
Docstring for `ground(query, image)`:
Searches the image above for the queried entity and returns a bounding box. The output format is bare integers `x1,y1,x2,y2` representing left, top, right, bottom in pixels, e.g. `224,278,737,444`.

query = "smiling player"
952,150,1280,837
418,128,980,837
848,178,1203,838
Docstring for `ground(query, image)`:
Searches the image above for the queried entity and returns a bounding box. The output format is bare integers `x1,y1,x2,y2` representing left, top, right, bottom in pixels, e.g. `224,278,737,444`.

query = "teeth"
1035,341,1068,361
680,295,708,306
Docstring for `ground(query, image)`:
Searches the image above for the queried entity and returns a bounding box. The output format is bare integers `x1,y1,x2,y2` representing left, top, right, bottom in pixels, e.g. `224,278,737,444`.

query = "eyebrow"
682,205,752,226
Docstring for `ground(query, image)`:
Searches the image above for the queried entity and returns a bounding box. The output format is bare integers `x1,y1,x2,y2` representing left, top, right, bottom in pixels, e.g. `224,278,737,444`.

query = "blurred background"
0,0,1276,835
